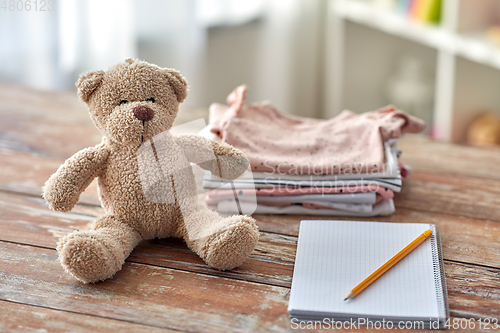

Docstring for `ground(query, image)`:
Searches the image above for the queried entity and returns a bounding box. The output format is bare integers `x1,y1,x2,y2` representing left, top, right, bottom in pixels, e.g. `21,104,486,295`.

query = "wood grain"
395,171,500,222
0,151,100,205
130,233,296,288
0,83,208,160
2,86,500,225
1,241,500,333
1,189,500,274
0,300,175,333
2,83,500,332
445,262,500,320
2,190,500,325
0,241,292,333
2,147,500,224
398,135,500,181
2,85,497,183
0,191,295,287
255,210,500,270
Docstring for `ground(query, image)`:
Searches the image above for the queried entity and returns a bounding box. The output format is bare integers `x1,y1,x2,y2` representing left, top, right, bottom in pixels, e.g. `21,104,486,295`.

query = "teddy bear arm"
175,134,249,180
210,140,250,180
43,144,109,212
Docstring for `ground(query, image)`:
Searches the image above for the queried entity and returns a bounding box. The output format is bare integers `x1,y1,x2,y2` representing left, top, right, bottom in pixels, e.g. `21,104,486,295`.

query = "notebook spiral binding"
430,225,450,322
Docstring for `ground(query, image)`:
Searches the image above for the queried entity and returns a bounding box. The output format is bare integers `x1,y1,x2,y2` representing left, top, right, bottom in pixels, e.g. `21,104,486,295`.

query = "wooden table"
1,83,500,332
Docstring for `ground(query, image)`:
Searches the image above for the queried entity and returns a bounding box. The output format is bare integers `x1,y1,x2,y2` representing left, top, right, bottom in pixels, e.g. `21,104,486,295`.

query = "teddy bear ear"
76,70,105,103
164,68,188,103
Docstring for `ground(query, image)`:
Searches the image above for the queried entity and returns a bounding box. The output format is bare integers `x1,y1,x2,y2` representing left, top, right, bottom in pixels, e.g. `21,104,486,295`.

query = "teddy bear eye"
120,100,128,105
146,97,155,103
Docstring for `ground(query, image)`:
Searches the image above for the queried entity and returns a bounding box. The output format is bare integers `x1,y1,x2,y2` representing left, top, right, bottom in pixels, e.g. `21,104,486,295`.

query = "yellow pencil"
344,229,433,301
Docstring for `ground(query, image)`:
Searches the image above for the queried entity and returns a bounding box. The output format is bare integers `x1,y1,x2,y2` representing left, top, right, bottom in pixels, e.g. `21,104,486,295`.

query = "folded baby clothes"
209,85,425,176
206,187,393,201
203,139,403,192
203,139,401,216
202,85,424,216
214,199,396,217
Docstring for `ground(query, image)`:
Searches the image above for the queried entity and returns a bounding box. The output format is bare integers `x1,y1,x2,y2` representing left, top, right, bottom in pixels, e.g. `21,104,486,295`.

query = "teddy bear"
43,59,259,283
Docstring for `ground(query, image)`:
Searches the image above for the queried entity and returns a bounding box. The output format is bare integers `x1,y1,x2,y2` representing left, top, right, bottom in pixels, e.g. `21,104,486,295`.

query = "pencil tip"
344,291,355,301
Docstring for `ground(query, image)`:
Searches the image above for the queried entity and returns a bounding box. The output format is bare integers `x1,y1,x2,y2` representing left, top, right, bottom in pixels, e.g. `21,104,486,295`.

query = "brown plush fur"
43,59,259,283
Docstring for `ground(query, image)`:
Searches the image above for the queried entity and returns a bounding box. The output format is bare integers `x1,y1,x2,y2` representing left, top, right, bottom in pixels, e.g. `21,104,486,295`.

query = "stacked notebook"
288,220,449,329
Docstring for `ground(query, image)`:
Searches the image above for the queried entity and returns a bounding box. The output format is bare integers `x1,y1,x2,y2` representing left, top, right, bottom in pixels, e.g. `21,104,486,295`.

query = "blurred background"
1,0,500,144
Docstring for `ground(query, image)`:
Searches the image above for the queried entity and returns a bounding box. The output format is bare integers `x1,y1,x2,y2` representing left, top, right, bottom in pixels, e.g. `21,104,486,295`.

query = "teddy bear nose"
133,106,154,121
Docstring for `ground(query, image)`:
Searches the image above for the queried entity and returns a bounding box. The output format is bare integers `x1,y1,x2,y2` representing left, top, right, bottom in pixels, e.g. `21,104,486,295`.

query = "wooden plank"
395,171,500,222
398,135,500,181
2,83,498,183
0,148,500,221
2,147,500,223
0,102,207,206
1,191,500,272
1,84,499,331
0,83,88,121
0,139,500,221
0,83,207,160
2,85,499,223
0,112,101,159
0,300,175,333
0,106,204,161
254,209,500,270
2,88,500,223
0,303,492,333
445,262,500,320
0,191,295,287
0,242,292,333
130,233,296,288
0,192,103,249
2,190,500,322
0,151,100,206
0,84,101,159
1,242,500,332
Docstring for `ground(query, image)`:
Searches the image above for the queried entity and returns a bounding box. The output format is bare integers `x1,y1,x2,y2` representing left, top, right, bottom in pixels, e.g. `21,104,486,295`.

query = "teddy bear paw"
204,215,259,271
57,230,123,283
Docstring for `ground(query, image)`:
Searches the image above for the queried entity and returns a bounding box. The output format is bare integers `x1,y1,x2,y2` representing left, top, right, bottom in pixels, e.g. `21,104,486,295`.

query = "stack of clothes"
201,85,425,217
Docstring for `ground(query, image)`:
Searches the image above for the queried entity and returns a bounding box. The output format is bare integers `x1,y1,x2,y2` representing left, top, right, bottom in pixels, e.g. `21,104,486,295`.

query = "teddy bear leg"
181,205,259,271
57,215,142,283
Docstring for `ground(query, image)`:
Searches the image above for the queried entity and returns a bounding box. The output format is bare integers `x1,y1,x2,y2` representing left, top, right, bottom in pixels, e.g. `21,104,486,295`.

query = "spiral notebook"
288,220,449,329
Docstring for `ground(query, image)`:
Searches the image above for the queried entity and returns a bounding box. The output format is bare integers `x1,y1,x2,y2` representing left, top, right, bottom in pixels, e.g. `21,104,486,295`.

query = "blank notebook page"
288,220,440,318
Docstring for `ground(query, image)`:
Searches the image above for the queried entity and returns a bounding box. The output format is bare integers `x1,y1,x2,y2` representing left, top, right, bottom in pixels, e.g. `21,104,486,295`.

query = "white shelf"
325,0,500,142
332,0,500,71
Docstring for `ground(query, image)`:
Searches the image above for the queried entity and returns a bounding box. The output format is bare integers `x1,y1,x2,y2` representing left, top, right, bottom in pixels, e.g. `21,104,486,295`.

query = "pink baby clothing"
209,85,425,175
211,198,396,216
206,185,394,200
205,185,389,213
